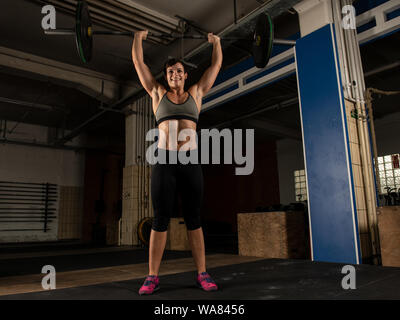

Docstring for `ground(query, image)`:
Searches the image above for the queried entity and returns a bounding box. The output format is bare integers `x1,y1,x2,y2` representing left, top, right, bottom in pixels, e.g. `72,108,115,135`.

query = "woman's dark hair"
163,58,187,76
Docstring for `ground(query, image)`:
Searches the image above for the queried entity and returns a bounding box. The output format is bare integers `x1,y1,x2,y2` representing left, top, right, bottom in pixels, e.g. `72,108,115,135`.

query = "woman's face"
166,62,187,89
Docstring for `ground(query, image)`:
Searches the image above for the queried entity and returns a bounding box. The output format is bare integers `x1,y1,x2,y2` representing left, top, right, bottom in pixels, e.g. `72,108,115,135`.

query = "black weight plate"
75,0,93,63
252,12,274,68
137,217,153,246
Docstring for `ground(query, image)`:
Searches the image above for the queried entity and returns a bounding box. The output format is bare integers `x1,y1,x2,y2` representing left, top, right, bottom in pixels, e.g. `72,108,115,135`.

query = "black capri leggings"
151,149,203,232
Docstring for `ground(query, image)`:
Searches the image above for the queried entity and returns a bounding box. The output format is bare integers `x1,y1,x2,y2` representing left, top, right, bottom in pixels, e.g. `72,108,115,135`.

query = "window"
294,169,307,201
376,154,400,194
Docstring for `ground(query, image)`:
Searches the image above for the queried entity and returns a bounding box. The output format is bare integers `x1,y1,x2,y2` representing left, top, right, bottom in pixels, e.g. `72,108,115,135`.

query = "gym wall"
201,139,280,234
0,121,85,243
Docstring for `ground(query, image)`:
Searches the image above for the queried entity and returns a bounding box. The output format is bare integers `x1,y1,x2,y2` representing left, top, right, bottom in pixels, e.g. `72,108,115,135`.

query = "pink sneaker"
197,272,218,292
139,275,160,295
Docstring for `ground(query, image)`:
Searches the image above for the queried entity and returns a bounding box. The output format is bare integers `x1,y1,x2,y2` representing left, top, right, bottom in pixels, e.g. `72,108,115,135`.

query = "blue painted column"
294,6,361,263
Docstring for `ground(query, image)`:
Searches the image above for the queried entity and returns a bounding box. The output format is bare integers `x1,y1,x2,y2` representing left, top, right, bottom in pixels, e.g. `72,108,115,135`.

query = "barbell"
44,0,296,68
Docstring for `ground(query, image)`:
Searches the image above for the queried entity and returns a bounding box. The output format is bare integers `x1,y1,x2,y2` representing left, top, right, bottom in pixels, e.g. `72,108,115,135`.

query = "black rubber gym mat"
2,258,400,300
0,249,193,278
0,241,96,254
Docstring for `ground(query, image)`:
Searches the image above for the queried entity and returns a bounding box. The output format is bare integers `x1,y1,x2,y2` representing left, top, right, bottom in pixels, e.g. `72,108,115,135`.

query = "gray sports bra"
155,92,199,125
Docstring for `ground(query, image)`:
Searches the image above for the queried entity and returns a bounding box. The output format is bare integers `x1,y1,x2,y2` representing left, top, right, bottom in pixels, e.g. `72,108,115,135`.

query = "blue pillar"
295,24,361,264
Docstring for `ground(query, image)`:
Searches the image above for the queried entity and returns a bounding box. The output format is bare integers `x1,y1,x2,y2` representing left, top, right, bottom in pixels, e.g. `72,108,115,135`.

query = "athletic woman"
132,30,223,295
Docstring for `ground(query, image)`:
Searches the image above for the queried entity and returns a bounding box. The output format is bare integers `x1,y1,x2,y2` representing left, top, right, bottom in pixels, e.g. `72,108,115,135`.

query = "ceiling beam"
208,96,299,130
0,46,137,103
364,61,400,78
0,96,68,113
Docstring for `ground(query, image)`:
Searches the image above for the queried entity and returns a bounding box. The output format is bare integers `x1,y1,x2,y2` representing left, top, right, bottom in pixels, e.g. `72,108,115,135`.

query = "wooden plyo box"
377,206,400,267
166,218,191,251
237,211,307,259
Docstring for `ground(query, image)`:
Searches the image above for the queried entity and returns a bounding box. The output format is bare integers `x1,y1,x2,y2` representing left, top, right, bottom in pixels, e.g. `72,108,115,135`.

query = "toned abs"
152,88,201,151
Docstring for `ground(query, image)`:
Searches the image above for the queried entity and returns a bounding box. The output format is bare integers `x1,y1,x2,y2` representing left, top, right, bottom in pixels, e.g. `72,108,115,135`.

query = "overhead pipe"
84,1,176,37
347,0,381,263
0,96,68,113
114,0,181,30
63,0,180,35
342,0,376,263
80,5,170,45
88,11,169,46
364,61,400,78
101,0,181,31
332,0,356,103
44,0,169,45
88,0,174,33
334,0,378,263
341,0,380,264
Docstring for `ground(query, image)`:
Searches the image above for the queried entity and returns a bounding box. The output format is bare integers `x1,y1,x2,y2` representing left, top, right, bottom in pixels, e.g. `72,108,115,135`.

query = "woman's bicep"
134,62,161,95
